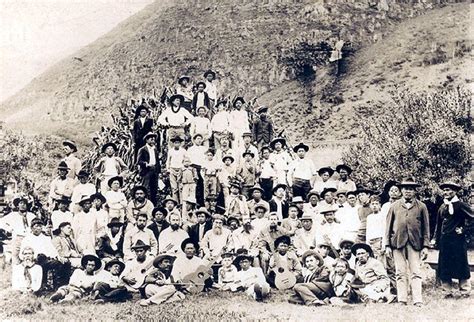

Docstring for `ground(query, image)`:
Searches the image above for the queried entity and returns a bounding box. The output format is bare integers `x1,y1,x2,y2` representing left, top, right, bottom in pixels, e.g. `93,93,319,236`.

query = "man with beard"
126,186,154,225
253,106,273,150
49,161,75,211
158,213,189,255
12,246,43,294
1,197,37,264
232,213,260,263
147,207,170,242
434,181,473,298
72,196,98,254
92,258,130,303
121,240,154,292
123,213,157,261
293,213,318,257
200,214,232,262
257,212,290,273
137,132,161,205
96,218,124,261
188,207,213,245
335,165,356,193
385,179,430,306
140,254,184,306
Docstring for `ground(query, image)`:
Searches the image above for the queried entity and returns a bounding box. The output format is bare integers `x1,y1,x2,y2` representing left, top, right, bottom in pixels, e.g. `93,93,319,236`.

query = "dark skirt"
437,233,470,281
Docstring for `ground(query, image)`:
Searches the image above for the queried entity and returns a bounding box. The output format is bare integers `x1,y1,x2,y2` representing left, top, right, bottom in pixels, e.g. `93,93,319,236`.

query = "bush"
342,87,472,192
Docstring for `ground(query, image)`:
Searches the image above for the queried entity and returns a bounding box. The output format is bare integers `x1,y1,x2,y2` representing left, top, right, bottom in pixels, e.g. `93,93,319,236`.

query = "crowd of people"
0,70,472,309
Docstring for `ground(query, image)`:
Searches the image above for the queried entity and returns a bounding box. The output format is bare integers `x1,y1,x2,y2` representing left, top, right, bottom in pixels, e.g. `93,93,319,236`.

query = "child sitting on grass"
216,253,239,291
329,258,356,305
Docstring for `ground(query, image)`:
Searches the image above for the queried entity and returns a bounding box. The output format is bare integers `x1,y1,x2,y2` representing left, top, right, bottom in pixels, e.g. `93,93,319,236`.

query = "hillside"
0,0,470,144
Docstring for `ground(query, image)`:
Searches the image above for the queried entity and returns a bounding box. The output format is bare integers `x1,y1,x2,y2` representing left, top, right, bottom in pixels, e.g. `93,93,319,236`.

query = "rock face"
0,0,467,142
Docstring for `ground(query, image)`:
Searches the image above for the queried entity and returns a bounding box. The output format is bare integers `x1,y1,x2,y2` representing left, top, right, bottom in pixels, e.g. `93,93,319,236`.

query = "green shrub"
342,87,472,192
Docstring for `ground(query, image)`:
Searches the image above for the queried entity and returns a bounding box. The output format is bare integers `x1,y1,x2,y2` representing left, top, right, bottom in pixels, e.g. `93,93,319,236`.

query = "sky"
0,0,155,102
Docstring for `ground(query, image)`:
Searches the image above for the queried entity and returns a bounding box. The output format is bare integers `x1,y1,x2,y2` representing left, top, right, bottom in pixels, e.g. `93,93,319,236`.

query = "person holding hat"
269,137,292,186
268,235,302,287
200,214,232,264
385,178,430,306
335,164,356,193
11,246,43,294
140,253,184,306
351,243,392,303
72,196,98,254
229,96,250,152
48,161,75,211
247,184,270,216
71,170,97,214
313,167,337,194
190,107,212,146
120,239,154,290
166,135,187,204
62,140,81,180
94,142,128,194
2,196,37,264
91,258,130,303
253,106,273,150
211,100,231,149
49,253,102,303
96,218,125,261
104,176,127,222
147,207,170,242
237,150,257,199
158,212,189,255
289,250,331,306
257,212,290,273
175,75,193,110
126,185,154,225
123,213,158,261
188,207,212,245
354,187,375,243
203,69,217,111
293,213,318,256
269,184,289,221
434,181,473,298
52,222,82,268
132,104,154,158
288,143,317,199
192,82,211,112
234,253,270,302
137,132,161,205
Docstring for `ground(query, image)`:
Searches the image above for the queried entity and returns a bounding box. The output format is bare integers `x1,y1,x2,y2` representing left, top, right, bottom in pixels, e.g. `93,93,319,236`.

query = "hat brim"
153,255,176,268
272,184,287,194
351,243,373,256
105,259,125,272
302,250,324,266
63,141,78,152
293,144,309,153
336,165,352,174
270,138,286,149
81,255,102,270
101,143,118,153
439,183,462,191
108,176,124,188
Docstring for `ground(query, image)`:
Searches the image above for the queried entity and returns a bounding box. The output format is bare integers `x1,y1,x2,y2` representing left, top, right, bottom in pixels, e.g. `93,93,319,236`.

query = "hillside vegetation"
0,1,470,145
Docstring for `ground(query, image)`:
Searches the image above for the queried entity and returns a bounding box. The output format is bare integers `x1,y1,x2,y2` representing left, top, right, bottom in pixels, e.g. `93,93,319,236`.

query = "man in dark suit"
269,184,289,220
192,82,210,113
133,105,154,161
136,133,161,205
188,207,212,246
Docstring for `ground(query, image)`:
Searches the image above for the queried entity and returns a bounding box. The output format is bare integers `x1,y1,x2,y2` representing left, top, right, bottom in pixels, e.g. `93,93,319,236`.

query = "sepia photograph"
0,0,472,320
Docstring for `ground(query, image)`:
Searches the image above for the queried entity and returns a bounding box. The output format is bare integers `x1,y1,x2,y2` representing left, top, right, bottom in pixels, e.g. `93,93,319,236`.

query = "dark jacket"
253,117,273,144
385,198,430,251
192,91,210,111
136,144,161,176
269,199,289,219
133,117,154,148
147,221,170,242
188,221,213,244
96,232,124,259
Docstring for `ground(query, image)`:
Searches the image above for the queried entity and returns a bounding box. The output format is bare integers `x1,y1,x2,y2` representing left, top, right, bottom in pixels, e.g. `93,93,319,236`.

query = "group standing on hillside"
0,70,472,308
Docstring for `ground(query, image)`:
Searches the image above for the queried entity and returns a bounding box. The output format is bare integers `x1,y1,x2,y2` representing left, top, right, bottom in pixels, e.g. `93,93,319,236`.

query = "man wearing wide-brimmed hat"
123,212,157,261
188,207,212,245
234,253,270,302
126,185,154,225
62,140,82,180
229,96,250,152
204,69,218,112
158,93,193,147
192,81,211,112
313,167,337,194
132,104,154,158
288,143,317,199
48,161,75,211
269,183,289,221
175,75,193,109
96,218,124,261
247,184,270,216
293,213,317,256
269,137,292,185
210,99,231,149
335,164,357,192
72,196,97,254
253,106,273,150
92,258,130,303
434,180,472,298
71,169,96,214
385,178,430,306
49,253,102,304
94,141,128,193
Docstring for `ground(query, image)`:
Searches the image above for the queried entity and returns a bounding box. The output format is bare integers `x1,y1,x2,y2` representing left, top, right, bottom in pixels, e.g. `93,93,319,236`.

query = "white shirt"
211,111,231,133
190,117,212,139
196,92,206,108
12,263,42,292
158,228,189,255
167,148,187,169
51,210,74,231
204,81,217,100
229,110,249,133
288,158,317,182
366,211,386,242
103,157,119,176
171,255,205,281
158,108,193,127
335,206,360,241
269,151,292,172
336,180,357,192
21,233,59,259
259,159,276,179
0,211,36,238
187,145,207,167
146,144,156,166
200,228,232,258
71,183,96,205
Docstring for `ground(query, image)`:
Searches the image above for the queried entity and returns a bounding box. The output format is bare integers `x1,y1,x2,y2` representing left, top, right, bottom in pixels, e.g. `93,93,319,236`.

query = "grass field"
1,263,472,321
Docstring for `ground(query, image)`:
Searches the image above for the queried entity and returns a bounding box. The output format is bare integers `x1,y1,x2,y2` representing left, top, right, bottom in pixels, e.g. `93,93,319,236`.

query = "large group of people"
0,70,472,309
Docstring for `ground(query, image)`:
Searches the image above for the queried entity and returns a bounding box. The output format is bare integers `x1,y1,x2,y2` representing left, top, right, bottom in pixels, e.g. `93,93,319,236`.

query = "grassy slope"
0,1,451,139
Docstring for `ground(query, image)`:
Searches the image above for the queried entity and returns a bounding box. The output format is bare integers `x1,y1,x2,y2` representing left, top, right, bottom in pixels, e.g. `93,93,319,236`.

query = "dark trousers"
292,179,311,199
94,282,130,302
37,255,71,290
142,167,159,205
260,178,273,201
